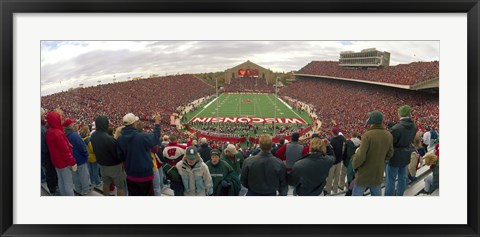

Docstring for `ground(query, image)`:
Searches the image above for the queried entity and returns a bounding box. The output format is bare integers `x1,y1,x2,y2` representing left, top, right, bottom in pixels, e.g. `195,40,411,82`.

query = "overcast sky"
41,41,439,96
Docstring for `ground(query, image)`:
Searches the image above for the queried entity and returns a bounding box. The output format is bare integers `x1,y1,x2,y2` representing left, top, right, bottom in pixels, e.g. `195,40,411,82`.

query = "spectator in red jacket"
45,111,77,196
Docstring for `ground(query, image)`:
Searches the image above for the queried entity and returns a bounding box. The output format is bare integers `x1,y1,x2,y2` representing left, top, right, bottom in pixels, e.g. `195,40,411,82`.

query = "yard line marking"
188,94,224,123
272,94,304,119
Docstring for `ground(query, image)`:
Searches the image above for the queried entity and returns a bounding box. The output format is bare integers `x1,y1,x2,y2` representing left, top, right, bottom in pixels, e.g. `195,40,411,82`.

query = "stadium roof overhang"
293,73,411,90
410,77,439,90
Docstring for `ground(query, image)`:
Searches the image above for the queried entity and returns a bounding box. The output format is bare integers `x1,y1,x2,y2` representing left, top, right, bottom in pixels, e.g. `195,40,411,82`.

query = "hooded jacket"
288,152,335,196
90,116,121,166
45,112,76,169
352,124,394,186
117,124,160,179
176,157,213,196
64,127,89,166
389,118,417,167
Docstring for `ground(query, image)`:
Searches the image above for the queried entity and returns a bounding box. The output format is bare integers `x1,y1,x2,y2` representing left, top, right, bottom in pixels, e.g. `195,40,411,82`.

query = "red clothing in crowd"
45,112,76,169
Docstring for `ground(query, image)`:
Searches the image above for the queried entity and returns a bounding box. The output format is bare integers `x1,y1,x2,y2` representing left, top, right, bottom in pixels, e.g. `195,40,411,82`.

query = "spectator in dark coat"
385,105,417,196
241,134,288,196
288,138,335,196
90,115,126,196
198,138,212,163
325,127,346,194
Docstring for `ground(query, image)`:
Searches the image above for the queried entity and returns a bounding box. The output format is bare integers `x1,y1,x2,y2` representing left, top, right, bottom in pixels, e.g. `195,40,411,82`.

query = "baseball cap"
63,118,75,127
185,146,198,159
123,113,139,125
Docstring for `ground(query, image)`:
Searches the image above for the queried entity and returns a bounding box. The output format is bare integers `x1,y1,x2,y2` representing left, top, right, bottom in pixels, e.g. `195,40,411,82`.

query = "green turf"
186,93,312,124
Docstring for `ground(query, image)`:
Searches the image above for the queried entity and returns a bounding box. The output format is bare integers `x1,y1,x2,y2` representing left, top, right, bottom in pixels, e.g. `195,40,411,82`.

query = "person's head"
259,134,273,152
367,111,384,126
54,108,65,124
332,127,340,136
79,124,90,137
123,113,139,127
108,127,115,136
225,144,238,156
185,146,200,166
291,132,300,142
413,136,422,147
41,108,46,120
163,135,170,142
94,116,109,132
398,105,412,118
424,153,438,166
210,149,221,165
200,137,207,144
192,140,198,146
351,131,359,139
63,118,75,128
309,137,327,154
279,138,285,145
45,111,62,129
169,134,178,143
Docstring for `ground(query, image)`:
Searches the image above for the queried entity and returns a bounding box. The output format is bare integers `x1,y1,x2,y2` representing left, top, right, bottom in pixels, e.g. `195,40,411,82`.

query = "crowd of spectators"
279,77,439,139
297,61,439,85
41,74,215,140
223,77,273,93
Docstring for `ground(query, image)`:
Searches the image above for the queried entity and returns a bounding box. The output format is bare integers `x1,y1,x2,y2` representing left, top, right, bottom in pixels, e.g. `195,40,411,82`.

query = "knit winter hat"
367,111,383,125
210,149,221,157
398,105,412,117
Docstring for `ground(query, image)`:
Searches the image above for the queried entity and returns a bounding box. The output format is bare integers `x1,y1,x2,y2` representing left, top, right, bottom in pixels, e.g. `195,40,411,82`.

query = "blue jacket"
64,127,89,165
117,124,161,178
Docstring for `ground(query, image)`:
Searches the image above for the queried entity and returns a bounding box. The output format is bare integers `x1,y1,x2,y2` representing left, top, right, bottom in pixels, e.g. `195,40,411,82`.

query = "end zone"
190,116,307,124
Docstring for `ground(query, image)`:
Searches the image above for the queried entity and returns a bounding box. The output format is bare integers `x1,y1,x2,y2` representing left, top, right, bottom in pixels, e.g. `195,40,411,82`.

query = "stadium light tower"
216,77,219,131
274,76,279,136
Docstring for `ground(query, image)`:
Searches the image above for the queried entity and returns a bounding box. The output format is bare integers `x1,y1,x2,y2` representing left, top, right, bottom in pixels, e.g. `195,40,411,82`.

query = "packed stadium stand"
41,74,215,139
223,77,273,93
296,61,439,86
279,77,439,139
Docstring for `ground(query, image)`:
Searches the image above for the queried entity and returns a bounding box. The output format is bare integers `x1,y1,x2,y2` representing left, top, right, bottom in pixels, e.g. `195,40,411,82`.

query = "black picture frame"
1,0,479,236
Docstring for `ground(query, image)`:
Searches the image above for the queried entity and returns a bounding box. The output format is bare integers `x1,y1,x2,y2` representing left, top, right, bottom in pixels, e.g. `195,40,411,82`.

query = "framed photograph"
1,0,479,236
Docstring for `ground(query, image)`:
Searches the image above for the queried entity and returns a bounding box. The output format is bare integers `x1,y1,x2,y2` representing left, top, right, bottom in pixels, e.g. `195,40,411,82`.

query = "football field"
187,93,312,125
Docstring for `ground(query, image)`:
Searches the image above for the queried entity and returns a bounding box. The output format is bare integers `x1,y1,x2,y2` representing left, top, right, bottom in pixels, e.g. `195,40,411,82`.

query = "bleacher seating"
297,61,439,86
